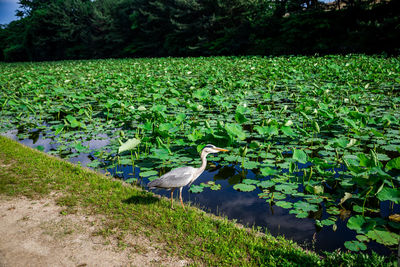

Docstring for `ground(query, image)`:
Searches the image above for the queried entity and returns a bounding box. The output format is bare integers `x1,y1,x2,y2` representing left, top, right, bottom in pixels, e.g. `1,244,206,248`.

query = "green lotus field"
1,55,399,254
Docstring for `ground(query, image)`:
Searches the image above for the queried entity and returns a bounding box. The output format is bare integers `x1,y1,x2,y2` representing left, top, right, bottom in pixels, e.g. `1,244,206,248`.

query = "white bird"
148,144,229,210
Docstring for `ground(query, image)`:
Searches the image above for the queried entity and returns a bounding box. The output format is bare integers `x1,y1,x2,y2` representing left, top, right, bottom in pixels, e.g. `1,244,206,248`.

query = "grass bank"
0,136,394,266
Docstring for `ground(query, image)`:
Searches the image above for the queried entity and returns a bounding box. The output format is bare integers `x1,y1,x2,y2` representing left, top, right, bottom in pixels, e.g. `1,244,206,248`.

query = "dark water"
2,129,397,256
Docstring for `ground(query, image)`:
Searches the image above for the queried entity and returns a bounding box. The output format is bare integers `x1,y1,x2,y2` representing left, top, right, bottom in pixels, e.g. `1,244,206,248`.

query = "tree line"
0,0,399,61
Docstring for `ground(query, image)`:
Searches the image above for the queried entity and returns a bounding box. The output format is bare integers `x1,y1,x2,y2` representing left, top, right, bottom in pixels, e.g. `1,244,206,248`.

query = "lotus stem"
307,167,313,184
335,149,339,163
311,131,314,146
266,143,271,155
362,186,373,217
115,157,119,176
1,99,8,108
130,151,135,176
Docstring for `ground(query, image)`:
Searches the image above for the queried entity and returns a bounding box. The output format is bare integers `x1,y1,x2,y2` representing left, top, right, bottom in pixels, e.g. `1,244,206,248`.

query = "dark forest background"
0,0,399,61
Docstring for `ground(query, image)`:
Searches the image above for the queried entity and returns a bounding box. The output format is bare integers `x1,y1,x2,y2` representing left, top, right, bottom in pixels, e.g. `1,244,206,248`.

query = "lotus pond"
1,56,399,256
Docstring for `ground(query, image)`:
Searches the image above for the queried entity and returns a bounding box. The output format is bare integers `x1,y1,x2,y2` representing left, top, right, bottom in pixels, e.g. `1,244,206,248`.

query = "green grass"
0,135,395,266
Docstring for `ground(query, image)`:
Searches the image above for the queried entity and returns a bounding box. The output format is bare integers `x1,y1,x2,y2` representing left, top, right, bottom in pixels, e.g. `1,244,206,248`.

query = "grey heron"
148,144,229,210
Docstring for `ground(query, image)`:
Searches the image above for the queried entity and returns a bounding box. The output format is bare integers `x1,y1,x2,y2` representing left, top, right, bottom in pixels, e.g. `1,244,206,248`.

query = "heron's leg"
170,188,175,209
179,187,185,211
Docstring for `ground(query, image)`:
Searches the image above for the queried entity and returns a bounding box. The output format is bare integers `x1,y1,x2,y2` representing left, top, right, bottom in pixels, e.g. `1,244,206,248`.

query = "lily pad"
344,241,367,251
233,183,256,192
242,160,259,169
366,229,400,246
356,235,369,242
293,201,318,212
260,167,278,176
293,149,307,164
257,180,275,189
189,185,204,193
140,170,158,177
210,184,221,191
242,179,258,185
321,218,336,226
275,201,293,209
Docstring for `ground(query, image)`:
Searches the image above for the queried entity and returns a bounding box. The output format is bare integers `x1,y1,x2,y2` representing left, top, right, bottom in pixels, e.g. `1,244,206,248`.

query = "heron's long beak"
215,147,229,152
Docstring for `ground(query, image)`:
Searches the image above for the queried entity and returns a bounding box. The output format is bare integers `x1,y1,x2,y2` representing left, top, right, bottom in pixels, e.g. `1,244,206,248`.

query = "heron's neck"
196,152,208,177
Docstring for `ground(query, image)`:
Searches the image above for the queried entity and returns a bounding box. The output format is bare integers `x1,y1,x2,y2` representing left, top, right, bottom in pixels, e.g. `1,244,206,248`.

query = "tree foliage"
0,0,399,61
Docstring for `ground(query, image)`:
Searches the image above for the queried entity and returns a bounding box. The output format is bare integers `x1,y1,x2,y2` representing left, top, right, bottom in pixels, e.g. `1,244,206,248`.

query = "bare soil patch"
0,196,188,267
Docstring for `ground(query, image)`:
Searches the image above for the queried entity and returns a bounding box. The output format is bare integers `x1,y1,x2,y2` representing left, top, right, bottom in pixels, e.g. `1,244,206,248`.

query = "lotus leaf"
366,229,400,246
356,235,369,242
377,187,400,203
275,184,297,194
275,201,293,209
293,201,318,212
321,218,336,226
260,167,278,176
280,126,295,136
210,184,221,191
140,170,158,177
118,138,141,154
189,185,204,193
289,210,309,218
292,149,307,164
385,157,400,171
233,183,256,192
225,123,246,140
344,241,367,251
257,180,275,189
347,215,368,232
242,179,258,185
242,161,259,169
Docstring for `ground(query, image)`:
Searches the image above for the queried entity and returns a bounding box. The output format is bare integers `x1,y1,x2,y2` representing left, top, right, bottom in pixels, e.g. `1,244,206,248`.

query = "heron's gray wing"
148,166,195,189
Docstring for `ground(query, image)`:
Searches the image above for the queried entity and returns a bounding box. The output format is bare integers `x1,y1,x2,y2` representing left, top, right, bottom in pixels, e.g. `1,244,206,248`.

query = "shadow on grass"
253,244,319,266
123,194,160,205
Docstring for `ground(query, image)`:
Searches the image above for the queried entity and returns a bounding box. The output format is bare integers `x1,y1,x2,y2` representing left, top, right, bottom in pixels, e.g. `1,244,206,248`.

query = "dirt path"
0,196,188,267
